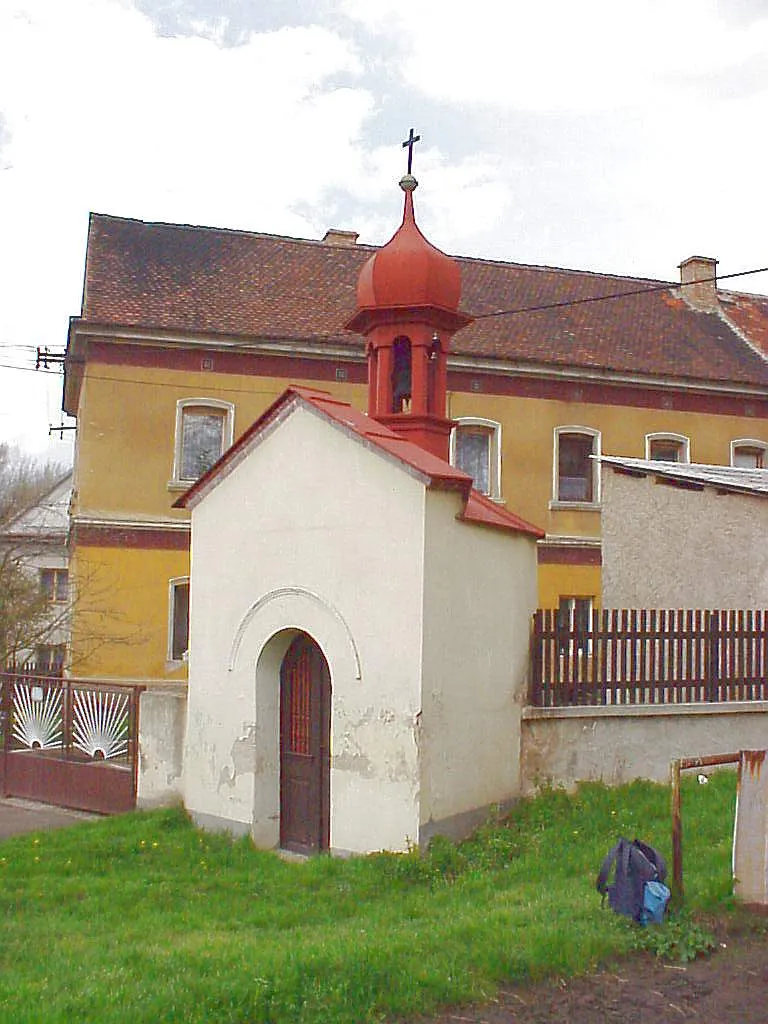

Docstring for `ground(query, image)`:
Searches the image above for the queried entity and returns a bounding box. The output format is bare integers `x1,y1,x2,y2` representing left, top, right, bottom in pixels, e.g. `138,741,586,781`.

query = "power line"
1,263,767,389
471,266,768,321
0,362,61,376
0,360,314,400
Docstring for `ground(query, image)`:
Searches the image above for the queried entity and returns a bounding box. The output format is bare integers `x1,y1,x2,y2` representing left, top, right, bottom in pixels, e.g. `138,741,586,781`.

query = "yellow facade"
70,544,190,679
68,347,768,680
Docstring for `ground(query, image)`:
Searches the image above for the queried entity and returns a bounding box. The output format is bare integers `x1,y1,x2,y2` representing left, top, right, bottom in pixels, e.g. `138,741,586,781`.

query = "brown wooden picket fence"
530,608,768,707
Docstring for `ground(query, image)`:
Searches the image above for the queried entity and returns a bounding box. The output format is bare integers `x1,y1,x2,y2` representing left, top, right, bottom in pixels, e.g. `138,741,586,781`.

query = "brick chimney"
679,256,719,312
322,229,359,247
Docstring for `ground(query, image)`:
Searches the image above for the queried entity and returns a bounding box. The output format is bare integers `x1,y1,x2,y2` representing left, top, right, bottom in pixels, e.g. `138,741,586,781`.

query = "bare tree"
1,445,150,675
0,444,69,668
0,444,63,525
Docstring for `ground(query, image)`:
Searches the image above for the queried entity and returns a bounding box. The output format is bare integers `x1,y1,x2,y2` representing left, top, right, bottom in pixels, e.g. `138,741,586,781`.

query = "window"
553,427,600,505
557,597,594,653
172,399,234,485
450,418,501,498
34,644,66,676
731,440,766,469
645,433,690,463
40,568,69,603
391,336,412,413
168,578,190,663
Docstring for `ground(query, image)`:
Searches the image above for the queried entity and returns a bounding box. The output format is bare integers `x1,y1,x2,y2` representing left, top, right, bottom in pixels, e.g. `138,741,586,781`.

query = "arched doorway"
279,632,331,853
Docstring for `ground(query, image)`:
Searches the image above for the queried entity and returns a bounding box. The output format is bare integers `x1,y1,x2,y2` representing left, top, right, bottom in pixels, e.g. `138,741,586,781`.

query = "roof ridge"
453,250,675,286
89,212,378,253
91,211,685,285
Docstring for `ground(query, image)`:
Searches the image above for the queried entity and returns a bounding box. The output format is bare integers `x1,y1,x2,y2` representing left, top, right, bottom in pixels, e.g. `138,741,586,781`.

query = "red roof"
721,290,768,359
78,214,768,388
176,386,544,539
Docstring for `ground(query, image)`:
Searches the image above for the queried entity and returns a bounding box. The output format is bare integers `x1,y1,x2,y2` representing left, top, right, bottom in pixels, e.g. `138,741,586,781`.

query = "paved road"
0,798,99,840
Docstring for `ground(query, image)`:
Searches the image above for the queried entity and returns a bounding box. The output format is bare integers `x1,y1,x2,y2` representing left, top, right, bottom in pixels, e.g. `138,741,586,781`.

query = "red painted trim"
446,369,768,419
88,341,368,384
537,544,602,566
72,522,190,550
85,341,767,418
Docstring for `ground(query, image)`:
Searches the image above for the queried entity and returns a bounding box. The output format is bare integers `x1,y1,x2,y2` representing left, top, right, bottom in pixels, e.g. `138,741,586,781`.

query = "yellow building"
63,214,768,683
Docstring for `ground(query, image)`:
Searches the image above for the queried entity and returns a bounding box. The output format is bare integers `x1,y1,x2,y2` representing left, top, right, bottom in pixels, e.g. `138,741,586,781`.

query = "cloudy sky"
2,0,768,461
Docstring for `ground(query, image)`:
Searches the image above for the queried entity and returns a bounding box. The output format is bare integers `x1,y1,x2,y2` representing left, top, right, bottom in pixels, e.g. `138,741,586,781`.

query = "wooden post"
671,753,741,908
671,758,683,904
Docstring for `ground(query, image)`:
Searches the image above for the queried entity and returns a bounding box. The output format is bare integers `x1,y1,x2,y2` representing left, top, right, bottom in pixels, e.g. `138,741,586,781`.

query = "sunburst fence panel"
1,672,142,766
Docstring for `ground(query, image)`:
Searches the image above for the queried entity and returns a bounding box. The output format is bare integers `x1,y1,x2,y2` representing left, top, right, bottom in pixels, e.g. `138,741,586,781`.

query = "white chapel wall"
419,490,539,842
184,404,427,853
602,469,768,609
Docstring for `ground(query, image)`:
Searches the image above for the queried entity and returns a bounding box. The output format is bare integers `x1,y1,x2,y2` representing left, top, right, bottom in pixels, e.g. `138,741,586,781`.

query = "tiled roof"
3,474,73,540
80,214,768,388
720,290,768,360
177,386,544,539
600,456,768,496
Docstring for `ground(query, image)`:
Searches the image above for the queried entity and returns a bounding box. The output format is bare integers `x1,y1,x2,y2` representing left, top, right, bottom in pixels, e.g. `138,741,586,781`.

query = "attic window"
731,440,766,469
645,433,690,464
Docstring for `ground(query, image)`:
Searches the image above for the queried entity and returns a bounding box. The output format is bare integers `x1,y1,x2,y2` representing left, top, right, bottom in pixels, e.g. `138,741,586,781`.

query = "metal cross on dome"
402,128,421,174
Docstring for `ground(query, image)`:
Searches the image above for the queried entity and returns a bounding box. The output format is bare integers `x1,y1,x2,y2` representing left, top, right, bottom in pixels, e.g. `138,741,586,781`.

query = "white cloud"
341,0,768,111
1,0,767,453
0,2,370,223
0,0,375,450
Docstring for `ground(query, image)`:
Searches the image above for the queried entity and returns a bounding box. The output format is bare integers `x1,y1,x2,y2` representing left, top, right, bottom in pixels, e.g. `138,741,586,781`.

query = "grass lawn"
0,773,738,1023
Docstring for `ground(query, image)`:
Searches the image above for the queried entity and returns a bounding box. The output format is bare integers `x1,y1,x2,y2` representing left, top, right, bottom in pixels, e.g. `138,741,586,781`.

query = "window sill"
167,480,196,493
549,500,602,512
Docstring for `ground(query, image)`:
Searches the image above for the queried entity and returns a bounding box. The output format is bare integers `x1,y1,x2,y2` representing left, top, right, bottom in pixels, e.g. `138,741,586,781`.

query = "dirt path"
410,926,768,1024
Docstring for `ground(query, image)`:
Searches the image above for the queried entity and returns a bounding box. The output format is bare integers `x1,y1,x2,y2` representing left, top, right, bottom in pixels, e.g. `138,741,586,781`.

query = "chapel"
178,163,543,854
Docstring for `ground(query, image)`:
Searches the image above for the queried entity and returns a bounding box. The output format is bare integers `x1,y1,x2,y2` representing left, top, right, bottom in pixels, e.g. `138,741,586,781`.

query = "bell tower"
345,134,472,461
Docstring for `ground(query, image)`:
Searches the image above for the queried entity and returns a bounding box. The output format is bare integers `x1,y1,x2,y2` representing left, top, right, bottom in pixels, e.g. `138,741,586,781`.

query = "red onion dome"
356,175,461,312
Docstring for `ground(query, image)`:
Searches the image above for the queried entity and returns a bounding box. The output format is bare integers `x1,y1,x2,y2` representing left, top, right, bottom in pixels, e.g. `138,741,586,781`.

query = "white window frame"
644,432,690,463
449,417,502,499
34,643,67,675
167,576,190,665
40,567,69,603
730,438,767,469
551,426,601,509
170,398,234,487
557,596,595,654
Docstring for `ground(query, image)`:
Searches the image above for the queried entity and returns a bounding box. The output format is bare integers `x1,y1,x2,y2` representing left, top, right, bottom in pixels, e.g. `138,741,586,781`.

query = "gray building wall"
601,467,768,609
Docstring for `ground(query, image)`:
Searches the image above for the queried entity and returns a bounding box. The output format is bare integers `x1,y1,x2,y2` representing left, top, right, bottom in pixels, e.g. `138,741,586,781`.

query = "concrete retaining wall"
521,702,768,793
133,684,768,822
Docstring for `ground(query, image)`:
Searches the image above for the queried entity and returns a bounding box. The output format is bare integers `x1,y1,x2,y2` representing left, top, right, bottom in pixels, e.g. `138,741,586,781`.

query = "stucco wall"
602,468,768,608
184,404,426,853
521,703,768,793
137,685,187,808
419,491,538,840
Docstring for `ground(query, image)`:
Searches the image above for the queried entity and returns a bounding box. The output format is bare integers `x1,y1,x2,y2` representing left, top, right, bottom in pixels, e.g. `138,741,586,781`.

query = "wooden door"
279,634,331,854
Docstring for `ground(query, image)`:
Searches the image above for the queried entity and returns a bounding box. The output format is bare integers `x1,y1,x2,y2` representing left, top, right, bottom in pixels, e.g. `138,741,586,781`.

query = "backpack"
596,837,670,925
